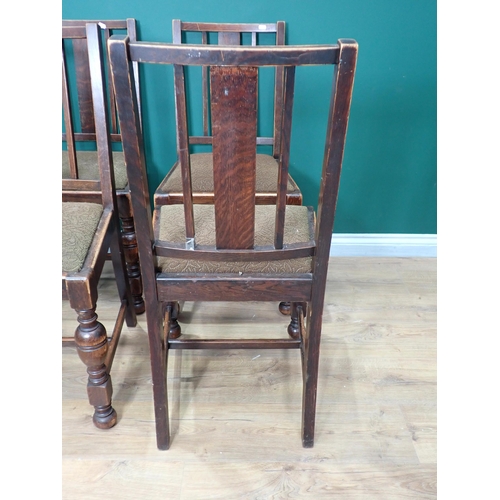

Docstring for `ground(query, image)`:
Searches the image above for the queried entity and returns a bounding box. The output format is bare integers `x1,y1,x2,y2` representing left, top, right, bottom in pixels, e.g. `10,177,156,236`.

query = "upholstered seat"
62,151,128,190
154,153,298,205
62,202,103,273
155,204,314,274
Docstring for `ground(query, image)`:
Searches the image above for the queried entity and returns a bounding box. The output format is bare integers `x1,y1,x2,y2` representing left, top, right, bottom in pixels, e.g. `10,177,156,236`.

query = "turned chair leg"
120,215,145,315
74,308,117,429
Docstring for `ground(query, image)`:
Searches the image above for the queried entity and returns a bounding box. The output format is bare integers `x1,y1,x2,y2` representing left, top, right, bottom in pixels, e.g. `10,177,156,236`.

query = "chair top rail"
63,19,132,29
62,25,86,38
111,38,344,66
179,21,282,33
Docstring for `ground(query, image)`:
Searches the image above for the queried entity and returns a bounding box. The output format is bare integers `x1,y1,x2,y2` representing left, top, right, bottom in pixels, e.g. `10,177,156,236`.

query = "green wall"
62,0,437,234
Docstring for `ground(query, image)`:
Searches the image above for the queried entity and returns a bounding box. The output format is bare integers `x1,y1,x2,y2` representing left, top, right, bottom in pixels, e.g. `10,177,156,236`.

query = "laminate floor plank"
62,257,437,499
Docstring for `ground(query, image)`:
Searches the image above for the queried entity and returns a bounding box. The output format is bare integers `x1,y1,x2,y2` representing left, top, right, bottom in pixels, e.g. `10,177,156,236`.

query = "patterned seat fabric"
62,202,103,273
156,204,313,274
157,153,296,195
62,151,128,190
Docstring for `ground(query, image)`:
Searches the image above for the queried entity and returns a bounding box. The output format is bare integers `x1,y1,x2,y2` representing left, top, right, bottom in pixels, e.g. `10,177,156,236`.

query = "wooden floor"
62,257,436,499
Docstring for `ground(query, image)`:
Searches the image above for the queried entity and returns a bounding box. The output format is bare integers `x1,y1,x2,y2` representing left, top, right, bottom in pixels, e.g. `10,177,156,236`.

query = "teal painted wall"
63,0,437,234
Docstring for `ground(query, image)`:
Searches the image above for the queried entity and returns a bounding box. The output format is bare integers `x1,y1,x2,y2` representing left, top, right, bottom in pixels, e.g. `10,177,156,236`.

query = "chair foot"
133,297,146,315
169,319,181,339
279,301,291,315
93,404,118,429
165,301,182,339
287,318,300,339
287,302,303,339
302,437,314,448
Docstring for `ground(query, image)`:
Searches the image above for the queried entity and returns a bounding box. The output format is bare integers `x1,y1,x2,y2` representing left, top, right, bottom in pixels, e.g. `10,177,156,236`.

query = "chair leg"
146,300,170,449
301,302,321,448
74,308,117,429
120,214,145,315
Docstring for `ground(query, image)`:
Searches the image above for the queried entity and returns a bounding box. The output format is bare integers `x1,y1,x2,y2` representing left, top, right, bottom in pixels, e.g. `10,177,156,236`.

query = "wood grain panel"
73,38,95,133
211,66,257,249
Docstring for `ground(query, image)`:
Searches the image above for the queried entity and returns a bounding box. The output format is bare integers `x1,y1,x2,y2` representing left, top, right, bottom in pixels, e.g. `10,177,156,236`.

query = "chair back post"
108,35,160,301
273,21,286,158
305,40,358,415
85,22,116,210
313,39,358,285
108,34,170,449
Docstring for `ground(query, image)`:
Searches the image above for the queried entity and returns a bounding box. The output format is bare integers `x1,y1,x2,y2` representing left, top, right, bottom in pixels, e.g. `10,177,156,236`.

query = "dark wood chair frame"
62,23,137,429
109,36,358,450
62,18,145,315
154,19,302,207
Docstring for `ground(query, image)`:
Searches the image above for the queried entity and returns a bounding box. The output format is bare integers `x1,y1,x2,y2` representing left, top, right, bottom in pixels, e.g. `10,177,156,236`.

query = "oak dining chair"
62,22,137,428
109,35,357,449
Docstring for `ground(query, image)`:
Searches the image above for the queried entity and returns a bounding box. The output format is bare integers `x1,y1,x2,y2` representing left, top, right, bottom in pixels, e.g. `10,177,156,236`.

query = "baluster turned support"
165,302,181,339
287,302,305,340
74,308,117,429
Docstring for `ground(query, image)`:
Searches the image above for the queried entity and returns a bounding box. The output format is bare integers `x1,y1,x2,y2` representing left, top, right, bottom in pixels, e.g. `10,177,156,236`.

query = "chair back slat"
274,65,296,249
201,31,209,136
218,31,240,45
273,21,286,157
173,64,195,242
211,66,258,249
72,38,95,134
102,28,119,134
62,43,78,179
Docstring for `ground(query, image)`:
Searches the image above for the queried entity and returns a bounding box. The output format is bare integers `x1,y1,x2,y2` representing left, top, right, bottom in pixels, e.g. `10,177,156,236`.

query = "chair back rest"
172,20,286,157
62,23,117,208
109,38,357,264
62,19,140,185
